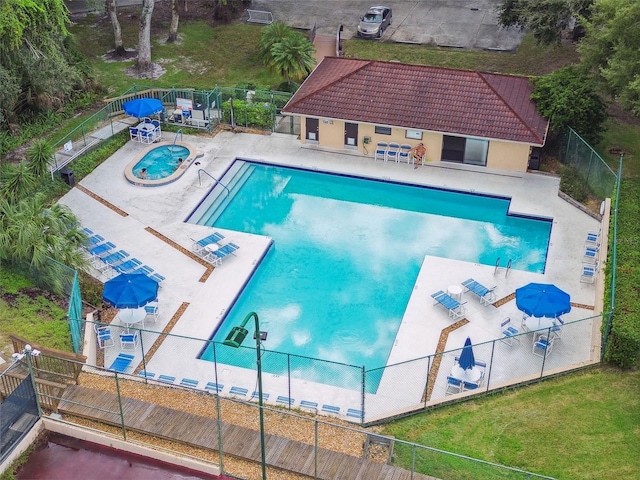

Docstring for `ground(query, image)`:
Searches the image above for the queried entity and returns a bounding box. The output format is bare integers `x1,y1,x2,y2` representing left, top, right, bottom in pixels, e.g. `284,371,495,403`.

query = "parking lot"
250,0,524,51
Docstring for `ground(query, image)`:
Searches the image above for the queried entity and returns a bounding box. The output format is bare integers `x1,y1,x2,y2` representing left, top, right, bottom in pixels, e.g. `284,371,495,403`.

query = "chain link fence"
558,127,617,202
84,312,599,429
6,346,556,480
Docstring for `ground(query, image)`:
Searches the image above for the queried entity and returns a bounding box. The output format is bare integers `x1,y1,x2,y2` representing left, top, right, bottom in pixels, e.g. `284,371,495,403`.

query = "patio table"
523,316,557,332
450,364,482,383
118,307,146,332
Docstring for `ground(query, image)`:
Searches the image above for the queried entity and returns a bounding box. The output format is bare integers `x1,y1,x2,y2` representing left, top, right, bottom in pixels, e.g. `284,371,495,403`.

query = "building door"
441,135,488,166
344,123,358,147
306,118,319,142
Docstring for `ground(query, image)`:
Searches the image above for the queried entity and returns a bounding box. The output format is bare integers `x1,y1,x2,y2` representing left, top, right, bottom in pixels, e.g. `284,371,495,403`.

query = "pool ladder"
197,169,229,198
494,258,512,277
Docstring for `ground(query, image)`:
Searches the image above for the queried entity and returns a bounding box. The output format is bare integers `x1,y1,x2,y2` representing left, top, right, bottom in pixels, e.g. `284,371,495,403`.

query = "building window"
375,126,392,135
406,129,423,140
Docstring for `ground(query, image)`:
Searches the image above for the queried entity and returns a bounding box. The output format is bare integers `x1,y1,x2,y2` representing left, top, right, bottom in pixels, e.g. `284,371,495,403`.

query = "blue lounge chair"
321,404,340,414
191,232,225,255
583,246,598,264
158,375,176,384
138,371,155,379
180,378,199,388
250,391,270,402
300,400,318,410
277,396,295,407
85,234,105,249
347,408,364,420
205,242,240,264
205,382,224,393
374,142,388,161
581,264,597,283
112,258,142,274
461,278,496,306
431,291,466,319
101,250,130,266
585,230,600,246
229,386,248,397
108,353,134,373
148,272,165,284
89,242,116,258
82,227,94,235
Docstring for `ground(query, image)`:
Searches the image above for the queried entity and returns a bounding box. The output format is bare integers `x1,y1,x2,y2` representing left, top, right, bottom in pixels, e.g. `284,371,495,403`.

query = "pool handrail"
197,169,230,197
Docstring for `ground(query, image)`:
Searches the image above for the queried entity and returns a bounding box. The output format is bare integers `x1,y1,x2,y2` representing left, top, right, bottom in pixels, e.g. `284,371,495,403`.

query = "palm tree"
27,139,54,178
1,162,36,203
0,194,87,271
258,21,295,67
270,34,316,85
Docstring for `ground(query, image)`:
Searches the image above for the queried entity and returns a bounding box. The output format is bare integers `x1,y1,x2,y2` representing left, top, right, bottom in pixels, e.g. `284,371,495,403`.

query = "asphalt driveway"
250,0,523,51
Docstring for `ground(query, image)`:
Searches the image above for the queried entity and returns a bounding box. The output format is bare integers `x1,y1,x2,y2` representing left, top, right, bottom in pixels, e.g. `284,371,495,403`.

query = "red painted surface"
16,432,238,480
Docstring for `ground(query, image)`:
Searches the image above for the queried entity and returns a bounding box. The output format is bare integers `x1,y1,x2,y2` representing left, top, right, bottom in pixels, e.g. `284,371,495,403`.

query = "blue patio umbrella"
102,273,159,309
515,283,571,318
122,98,163,118
458,337,476,370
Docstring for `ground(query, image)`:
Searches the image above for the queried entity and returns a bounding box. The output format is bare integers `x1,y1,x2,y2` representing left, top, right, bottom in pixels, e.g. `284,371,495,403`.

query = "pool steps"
189,160,255,225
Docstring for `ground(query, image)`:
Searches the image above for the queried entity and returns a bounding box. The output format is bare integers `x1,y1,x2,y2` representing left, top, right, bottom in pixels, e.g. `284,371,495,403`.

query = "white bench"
247,10,273,24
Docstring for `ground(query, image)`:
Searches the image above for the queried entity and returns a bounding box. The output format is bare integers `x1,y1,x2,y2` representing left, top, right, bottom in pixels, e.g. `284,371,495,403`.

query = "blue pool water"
195,162,551,391
133,145,189,179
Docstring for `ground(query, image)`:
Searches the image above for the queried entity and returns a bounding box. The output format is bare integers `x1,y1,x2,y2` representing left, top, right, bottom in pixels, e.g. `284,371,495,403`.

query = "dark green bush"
559,164,591,202
221,99,275,129
604,177,640,367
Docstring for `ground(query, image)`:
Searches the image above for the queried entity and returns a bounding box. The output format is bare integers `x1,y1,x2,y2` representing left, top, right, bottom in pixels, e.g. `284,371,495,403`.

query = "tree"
0,0,87,123
270,34,316,85
531,66,607,143
0,194,87,271
258,22,294,67
26,139,55,178
137,0,155,73
1,162,35,203
578,0,640,116
496,0,593,44
105,0,125,56
167,0,179,43
259,23,316,85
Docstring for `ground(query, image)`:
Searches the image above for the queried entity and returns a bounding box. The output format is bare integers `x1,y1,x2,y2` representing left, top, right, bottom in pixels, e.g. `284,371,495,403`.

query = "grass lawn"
0,269,72,352
69,18,283,95
383,368,640,479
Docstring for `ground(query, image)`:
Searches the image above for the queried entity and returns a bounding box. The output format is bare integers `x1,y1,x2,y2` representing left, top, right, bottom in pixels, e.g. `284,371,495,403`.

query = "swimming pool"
193,161,552,390
123,141,203,187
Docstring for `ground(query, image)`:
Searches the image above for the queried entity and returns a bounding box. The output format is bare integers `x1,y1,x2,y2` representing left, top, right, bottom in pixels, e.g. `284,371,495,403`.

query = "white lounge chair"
398,144,412,163
375,142,388,161
386,143,400,162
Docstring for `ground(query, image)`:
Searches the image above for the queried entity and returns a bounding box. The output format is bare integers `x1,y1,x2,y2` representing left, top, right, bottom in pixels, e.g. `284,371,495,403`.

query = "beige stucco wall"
297,115,532,171
486,141,531,171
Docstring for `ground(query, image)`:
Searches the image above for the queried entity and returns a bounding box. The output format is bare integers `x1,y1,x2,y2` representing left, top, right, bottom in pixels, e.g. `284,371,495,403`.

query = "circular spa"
124,141,203,186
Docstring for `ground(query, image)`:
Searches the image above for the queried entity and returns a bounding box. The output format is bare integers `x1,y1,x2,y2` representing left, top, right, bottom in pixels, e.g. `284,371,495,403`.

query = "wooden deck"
58,385,437,480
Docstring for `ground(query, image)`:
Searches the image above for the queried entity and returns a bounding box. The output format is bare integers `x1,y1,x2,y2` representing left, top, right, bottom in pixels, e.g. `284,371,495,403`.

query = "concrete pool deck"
59,130,603,420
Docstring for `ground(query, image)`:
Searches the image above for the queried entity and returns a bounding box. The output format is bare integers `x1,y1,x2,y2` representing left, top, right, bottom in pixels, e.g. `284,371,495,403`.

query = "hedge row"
604,177,640,367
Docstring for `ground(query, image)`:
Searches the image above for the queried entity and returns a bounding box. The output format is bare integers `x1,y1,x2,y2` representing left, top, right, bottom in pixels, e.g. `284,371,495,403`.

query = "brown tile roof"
282,57,548,145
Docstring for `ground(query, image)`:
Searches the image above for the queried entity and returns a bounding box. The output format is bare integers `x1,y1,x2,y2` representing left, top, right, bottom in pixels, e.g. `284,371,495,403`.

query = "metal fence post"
114,372,127,440
24,346,43,417
215,390,225,474
361,366,366,424
314,416,319,479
